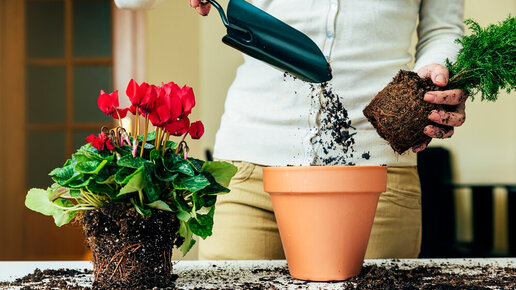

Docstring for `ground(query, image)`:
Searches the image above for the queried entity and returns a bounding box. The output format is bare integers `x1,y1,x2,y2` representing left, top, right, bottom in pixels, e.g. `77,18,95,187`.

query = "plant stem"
138,190,144,207
140,115,149,157
162,131,171,156
112,107,123,129
134,108,139,138
175,131,189,155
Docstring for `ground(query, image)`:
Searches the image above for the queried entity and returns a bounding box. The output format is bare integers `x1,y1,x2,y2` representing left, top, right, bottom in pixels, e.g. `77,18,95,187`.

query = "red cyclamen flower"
165,82,196,118
189,121,204,139
149,85,182,127
97,90,128,119
86,132,115,151
165,117,190,136
126,79,149,107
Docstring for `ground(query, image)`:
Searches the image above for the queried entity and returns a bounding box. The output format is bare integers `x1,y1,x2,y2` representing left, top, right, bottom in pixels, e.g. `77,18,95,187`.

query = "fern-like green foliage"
446,16,516,101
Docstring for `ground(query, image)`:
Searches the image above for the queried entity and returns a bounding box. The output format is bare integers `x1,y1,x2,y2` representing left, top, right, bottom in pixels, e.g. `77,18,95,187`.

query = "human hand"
190,0,211,16
411,64,468,153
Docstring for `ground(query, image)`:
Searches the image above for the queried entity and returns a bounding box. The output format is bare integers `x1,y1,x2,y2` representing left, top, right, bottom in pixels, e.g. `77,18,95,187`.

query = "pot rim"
263,165,387,171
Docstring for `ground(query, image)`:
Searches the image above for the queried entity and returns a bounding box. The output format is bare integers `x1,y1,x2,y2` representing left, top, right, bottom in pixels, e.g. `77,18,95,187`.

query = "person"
115,0,468,259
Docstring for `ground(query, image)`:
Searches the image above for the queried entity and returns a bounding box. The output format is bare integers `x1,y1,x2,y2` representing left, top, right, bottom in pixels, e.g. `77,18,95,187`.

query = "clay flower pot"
263,165,387,281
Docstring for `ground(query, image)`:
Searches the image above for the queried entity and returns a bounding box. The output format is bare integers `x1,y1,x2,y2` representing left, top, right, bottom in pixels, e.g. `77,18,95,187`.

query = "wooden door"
0,0,144,260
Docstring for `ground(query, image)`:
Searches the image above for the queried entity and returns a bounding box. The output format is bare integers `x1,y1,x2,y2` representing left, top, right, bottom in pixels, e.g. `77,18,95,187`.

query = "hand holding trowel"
194,0,332,83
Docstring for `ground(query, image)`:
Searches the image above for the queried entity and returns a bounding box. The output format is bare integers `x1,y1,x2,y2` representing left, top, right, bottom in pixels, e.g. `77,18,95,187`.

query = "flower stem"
114,107,124,128
162,131,171,156
134,108,140,138
140,115,149,157
175,131,189,155
154,127,161,149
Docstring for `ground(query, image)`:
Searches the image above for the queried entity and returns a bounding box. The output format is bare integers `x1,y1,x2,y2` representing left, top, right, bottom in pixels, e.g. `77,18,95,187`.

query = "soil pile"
79,203,182,289
363,70,452,154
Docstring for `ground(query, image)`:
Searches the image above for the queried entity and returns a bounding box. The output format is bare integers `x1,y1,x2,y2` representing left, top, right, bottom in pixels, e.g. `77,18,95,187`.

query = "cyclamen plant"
25,79,237,255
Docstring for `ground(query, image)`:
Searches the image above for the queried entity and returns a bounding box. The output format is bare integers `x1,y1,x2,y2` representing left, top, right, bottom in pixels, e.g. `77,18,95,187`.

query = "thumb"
417,64,449,87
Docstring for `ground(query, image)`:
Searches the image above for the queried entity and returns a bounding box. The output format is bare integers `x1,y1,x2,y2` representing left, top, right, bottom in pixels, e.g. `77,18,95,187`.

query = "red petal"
140,85,158,114
110,90,120,109
126,79,137,101
106,139,115,150
86,134,97,143
97,90,114,115
111,108,129,119
189,121,204,139
166,118,190,136
179,86,195,116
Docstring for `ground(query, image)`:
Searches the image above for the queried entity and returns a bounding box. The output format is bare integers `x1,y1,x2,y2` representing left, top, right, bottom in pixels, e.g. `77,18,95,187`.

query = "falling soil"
363,70,454,154
283,72,371,165
2,260,514,289
78,203,182,289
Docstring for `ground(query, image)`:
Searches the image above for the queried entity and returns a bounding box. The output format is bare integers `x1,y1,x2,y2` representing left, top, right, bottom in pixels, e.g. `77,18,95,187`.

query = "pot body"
263,165,387,281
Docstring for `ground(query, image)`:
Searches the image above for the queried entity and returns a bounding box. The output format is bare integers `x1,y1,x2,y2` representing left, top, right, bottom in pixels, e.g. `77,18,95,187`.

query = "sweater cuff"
114,0,164,10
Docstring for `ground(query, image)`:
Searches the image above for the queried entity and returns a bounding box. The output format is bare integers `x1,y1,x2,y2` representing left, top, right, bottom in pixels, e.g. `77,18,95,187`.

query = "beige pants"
198,161,422,260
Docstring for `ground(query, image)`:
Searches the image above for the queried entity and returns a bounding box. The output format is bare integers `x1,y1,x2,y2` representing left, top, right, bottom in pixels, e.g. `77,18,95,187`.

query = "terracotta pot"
263,165,387,281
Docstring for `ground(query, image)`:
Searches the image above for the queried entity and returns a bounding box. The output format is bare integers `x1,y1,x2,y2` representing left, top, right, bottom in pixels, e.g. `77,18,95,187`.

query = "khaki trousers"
198,161,422,260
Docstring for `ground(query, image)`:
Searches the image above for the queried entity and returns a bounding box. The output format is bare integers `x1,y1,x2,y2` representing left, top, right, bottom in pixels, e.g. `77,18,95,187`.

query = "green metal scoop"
201,0,332,83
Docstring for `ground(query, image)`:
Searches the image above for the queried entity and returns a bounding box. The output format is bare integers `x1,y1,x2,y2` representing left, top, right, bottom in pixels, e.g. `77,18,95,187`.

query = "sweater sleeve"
413,0,465,71
114,0,164,10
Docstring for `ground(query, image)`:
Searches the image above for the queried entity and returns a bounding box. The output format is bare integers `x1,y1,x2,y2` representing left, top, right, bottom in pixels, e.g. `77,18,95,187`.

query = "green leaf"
49,164,76,180
172,175,210,193
172,191,192,221
25,189,76,227
155,167,178,182
130,198,152,217
146,200,173,212
149,149,162,163
78,143,104,161
96,165,118,184
138,131,156,142
25,188,55,216
189,207,214,239
187,157,205,172
164,153,195,176
143,163,160,202
203,195,217,208
75,160,107,174
164,140,177,150
179,221,196,256
118,167,144,196
67,176,93,188
117,155,148,169
115,167,135,184
72,153,90,163
202,161,238,187
86,182,116,195
52,199,77,227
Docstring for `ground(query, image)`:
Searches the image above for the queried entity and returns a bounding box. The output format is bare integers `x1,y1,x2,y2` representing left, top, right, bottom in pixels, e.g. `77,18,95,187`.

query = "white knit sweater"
116,0,465,166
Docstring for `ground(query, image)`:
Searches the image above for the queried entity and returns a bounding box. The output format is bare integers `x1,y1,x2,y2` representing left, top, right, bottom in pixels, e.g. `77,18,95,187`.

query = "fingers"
423,125,454,139
424,89,468,105
190,0,211,15
428,103,466,127
417,64,449,87
412,142,429,153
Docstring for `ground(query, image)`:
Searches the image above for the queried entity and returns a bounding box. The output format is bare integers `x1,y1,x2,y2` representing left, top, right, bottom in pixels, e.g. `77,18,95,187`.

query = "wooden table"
0,258,514,289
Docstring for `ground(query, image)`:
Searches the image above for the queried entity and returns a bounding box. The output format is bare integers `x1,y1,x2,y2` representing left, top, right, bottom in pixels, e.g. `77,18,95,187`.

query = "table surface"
1,258,514,289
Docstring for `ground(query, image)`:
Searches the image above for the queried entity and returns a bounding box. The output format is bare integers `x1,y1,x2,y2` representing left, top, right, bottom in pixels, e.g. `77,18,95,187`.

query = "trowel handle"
200,0,229,27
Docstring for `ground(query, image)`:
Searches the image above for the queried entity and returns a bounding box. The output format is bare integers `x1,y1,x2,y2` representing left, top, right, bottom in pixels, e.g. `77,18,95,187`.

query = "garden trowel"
201,0,332,83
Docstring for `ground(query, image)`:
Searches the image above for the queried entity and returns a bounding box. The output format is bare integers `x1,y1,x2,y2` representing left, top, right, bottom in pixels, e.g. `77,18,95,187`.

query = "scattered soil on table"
79,203,182,289
3,261,514,289
363,70,454,154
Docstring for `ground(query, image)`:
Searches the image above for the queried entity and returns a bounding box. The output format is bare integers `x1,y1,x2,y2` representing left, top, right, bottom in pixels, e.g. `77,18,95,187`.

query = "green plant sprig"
446,16,516,101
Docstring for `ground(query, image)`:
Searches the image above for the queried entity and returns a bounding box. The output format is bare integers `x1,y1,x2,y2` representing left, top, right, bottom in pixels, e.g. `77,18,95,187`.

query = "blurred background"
0,0,514,261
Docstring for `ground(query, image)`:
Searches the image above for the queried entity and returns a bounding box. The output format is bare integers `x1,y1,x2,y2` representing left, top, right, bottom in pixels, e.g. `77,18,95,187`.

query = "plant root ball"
363,70,454,154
